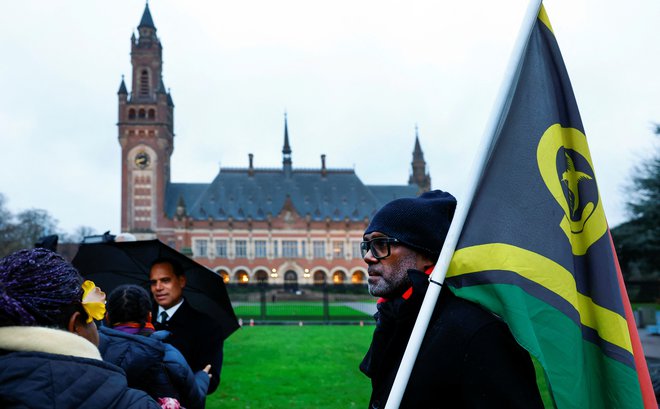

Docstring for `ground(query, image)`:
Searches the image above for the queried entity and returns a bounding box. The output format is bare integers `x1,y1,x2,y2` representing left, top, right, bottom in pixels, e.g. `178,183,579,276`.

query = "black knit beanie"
365,190,457,257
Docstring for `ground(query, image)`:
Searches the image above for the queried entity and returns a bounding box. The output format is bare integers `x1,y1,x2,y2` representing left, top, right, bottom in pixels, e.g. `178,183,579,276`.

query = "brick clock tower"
118,4,174,237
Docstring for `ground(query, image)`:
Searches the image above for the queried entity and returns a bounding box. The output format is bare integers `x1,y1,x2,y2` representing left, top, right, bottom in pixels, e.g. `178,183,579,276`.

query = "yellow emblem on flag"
537,124,607,255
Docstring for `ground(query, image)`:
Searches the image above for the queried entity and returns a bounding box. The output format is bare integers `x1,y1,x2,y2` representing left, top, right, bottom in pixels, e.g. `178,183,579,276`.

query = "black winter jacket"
360,269,544,409
0,326,159,409
99,326,209,409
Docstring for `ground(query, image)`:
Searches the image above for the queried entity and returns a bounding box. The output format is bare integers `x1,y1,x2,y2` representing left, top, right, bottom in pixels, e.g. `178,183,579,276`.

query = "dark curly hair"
0,248,87,328
106,284,153,329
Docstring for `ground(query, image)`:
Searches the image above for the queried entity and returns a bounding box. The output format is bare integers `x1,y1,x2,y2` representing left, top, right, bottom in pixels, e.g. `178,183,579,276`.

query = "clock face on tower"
134,151,151,169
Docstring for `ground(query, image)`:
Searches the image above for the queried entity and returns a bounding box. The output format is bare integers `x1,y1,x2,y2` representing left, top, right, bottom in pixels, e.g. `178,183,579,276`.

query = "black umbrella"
72,239,239,340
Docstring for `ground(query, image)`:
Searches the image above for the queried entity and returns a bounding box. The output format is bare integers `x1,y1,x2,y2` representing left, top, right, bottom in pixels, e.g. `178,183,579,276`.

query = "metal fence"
226,281,660,324
227,283,376,324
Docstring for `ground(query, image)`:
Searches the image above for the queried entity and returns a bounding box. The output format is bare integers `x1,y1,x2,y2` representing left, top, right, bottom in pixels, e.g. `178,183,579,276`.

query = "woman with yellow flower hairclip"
0,248,160,409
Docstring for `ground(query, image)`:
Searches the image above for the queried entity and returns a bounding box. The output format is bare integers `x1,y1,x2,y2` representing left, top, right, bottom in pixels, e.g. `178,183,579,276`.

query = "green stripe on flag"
449,283,644,409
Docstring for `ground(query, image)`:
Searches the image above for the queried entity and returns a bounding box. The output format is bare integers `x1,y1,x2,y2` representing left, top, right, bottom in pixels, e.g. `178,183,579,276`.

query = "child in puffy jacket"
99,284,211,409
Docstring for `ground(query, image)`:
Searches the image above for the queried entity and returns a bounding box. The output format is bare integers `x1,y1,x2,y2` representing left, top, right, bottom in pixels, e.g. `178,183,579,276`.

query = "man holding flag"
359,190,544,408
379,2,656,408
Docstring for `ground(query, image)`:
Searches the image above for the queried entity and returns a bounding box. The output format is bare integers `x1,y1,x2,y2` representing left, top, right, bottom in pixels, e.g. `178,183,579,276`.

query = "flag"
446,6,656,408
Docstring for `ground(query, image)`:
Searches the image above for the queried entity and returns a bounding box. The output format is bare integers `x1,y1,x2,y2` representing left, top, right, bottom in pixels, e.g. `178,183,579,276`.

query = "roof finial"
282,112,292,175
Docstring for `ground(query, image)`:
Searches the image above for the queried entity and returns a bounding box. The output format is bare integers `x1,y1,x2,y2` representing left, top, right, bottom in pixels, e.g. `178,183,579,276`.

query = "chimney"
321,154,327,177
248,153,254,176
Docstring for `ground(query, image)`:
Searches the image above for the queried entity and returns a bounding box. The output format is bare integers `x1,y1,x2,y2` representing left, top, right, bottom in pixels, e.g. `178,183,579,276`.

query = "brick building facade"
118,5,432,286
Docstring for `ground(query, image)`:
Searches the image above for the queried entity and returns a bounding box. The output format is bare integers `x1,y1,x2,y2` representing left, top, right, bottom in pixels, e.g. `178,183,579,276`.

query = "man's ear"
417,253,436,273
179,275,187,289
67,311,85,335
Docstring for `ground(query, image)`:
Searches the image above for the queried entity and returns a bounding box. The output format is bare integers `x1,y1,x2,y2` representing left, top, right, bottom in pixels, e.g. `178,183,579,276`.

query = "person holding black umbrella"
150,257,224,394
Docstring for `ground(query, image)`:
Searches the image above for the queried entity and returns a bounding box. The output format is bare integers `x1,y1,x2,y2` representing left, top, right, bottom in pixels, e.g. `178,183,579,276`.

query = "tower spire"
117,75,128,95
408,125,431,194
138,3,156,30
412,124,424,161
282,112,292,175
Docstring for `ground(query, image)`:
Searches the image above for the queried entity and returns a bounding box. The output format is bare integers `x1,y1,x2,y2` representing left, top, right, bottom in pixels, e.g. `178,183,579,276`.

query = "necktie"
159,311,169,323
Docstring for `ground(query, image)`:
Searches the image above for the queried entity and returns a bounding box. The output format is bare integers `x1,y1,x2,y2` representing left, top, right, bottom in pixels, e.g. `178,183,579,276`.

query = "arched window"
313,271,327,285
128,109,136,119
351,271,365,284
139,69,150,97
255,270,268,284
332,271,346,284
138,109,146,119
148,109,155,119
236,270,249,285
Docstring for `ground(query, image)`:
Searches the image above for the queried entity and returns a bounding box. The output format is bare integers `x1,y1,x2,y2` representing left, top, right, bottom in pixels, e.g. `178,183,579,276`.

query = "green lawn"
233,303,371,320
207,325,553,408
208,325,373,408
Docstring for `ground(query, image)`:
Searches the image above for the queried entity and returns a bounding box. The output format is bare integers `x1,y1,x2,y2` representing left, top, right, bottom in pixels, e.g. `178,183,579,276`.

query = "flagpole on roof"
383,0,544,408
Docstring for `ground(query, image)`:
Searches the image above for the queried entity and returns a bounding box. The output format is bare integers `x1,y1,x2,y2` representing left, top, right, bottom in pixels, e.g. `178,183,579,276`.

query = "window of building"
235,240,247,258
301,241,307,258
332,241,345,259
333,271,346,284
282,240,298,258
254,240,267,258
139,69,150,96
313,241,325,258
195,239,208,258
236,270,249,284
215,240,227,258
272,241,279,258
352,241,362,259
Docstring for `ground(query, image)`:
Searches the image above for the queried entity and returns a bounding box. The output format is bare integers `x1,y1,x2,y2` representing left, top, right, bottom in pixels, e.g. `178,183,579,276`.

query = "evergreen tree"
612,127,660,279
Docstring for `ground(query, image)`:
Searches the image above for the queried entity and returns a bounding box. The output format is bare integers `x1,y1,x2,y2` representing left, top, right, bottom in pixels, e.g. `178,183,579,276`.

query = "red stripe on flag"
609,231,657,408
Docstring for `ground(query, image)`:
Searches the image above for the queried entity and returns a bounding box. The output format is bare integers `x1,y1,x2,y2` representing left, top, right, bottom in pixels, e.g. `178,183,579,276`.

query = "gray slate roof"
164,168,418,222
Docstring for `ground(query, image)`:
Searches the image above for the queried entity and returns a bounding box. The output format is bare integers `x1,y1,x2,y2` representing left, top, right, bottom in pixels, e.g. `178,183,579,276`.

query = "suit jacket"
154,299,224,394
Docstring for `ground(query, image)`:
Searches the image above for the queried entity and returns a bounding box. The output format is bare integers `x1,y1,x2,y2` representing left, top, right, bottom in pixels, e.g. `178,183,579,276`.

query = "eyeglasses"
360,237,400,260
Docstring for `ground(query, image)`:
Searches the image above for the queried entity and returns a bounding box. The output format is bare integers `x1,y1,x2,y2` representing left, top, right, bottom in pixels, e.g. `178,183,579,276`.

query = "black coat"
0,326,159,409
99,326,210,409
154,299,224,393
360,270,544,409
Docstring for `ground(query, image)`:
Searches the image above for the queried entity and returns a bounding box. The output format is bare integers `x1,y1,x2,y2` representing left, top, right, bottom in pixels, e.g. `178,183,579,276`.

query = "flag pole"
383,1,543,407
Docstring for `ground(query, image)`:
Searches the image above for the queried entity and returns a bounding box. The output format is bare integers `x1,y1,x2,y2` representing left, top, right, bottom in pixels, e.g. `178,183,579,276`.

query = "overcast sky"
0,0,658,236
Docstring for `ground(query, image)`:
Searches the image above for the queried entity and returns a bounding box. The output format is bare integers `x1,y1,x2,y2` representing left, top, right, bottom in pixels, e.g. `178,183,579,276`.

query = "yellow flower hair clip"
81,280,106,323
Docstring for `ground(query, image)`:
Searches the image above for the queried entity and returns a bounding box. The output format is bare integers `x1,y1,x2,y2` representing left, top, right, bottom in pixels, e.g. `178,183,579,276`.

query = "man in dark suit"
149,258,224,394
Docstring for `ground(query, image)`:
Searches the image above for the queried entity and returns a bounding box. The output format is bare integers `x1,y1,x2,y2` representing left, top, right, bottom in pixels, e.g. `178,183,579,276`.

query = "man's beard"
367,252,418,298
